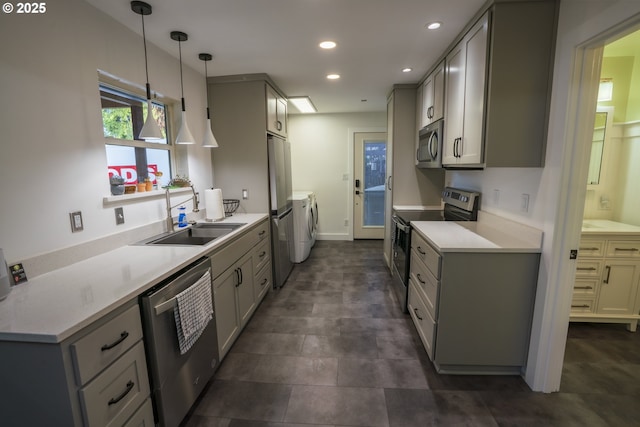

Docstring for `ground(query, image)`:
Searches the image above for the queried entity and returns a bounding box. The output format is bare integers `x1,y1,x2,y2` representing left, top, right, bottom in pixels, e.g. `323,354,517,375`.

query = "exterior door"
354,132,387,239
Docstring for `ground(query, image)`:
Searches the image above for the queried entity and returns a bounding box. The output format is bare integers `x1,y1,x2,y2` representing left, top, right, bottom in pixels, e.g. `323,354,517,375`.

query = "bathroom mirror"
587,112,607,185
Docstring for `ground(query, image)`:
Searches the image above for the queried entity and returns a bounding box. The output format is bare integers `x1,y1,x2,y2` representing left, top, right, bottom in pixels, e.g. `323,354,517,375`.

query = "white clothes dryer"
291,191,313,263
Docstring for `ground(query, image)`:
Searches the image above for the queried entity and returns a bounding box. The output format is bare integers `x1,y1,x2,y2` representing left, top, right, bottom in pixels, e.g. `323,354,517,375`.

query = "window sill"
103,187,192,206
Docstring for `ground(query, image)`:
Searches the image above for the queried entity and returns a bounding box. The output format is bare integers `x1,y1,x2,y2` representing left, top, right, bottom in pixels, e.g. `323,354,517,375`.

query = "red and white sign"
108,165,158,184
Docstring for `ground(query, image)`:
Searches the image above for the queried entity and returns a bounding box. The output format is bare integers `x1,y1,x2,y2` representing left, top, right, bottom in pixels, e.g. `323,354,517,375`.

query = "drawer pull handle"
259,251,267,258
261,278,268,287
571,304,590,309
417,246,426,255
258,230,266,237
574,286,593,290
614,247,639,252
413,308,423,321
108,380,135,406
576,267,596,271
603,265,611,284
579,247,599,251
416,273,426,285
101,331,129,351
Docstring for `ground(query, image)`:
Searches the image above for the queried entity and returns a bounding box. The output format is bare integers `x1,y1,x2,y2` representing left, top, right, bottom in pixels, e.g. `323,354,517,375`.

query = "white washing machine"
307,191,318,247
291,191,315,263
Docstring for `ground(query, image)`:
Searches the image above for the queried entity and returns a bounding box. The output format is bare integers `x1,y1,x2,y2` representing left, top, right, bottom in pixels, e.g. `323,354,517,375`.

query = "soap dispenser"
178,206,188,228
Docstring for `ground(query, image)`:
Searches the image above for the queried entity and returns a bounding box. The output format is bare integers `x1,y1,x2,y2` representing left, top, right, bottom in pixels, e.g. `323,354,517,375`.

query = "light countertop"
0,214,267,344
411,211,543,253
582,219,640,235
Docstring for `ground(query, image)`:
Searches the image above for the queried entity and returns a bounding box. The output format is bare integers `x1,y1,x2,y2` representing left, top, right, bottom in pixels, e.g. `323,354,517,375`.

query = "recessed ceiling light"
402,68,413,73
326,74,340,80
427,22,442,30
319,41,337,49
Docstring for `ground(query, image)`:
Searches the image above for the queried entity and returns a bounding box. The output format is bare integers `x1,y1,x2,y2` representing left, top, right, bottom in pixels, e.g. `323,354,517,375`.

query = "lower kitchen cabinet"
409,229,540,374
210,218,271,359
0,300,151,427
571,235,640,331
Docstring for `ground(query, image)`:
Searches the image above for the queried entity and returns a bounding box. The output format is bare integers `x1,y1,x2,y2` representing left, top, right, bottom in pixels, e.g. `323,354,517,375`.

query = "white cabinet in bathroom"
571,227,640,331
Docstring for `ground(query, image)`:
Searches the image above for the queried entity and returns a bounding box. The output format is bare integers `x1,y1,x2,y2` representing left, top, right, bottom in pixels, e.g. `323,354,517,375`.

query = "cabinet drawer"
411,232,441,279
80,341,150,427
410,251,439,319
605,241,640,258
210,220,269,278
408,280,436,361
575,260,602,278
123,398,154,427
578,240,604,258
71,304,143,385
572,279,598,297
570,299,595,314
253,239,271,273
254,264,272,302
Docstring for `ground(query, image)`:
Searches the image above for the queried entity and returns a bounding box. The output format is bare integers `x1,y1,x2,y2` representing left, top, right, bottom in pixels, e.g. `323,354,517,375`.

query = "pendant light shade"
171,31,195,145
199,53,219,148
131,1,163,142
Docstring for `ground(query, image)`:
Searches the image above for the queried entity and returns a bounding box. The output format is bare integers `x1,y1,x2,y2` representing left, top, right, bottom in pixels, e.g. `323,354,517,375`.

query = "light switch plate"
69,211,83,232
115,207,125,225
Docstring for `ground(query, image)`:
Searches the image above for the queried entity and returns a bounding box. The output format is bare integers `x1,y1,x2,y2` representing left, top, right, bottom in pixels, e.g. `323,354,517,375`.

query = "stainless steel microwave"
416,119,443,168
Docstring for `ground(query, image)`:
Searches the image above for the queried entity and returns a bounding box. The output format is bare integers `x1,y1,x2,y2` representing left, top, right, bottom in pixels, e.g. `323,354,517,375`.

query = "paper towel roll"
205,188,225,221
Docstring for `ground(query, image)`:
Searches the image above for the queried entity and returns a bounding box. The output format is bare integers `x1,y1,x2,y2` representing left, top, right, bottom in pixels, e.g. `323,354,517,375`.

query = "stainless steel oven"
391,187,480,312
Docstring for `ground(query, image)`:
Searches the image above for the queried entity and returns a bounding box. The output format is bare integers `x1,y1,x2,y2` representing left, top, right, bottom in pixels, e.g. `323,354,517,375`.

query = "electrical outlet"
69,211,83,232
242,189,249,200
115,207,125,225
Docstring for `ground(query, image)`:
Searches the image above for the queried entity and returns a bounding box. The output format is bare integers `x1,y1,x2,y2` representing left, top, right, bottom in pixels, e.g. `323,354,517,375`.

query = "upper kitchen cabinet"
442,0,557,168
266,84,288,137
419,61,445,129
387,85,445,210
208,74,288,212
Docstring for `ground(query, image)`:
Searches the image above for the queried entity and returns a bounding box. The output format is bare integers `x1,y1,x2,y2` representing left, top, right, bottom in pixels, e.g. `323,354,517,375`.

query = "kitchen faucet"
165,185,200,232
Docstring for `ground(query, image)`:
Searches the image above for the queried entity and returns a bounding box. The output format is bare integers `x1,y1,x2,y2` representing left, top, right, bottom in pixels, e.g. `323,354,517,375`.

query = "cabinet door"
421,77,433,128
443,42,464,165
236,253,255,328
459,14,488,165
597,260,640,315
431,61,445,122
416,83,424,131
213,267,240,358
266,84,279,135
276,97,288,136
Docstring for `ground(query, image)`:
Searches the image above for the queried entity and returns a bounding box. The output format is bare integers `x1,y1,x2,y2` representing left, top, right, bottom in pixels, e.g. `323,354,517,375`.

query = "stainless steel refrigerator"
267,134,294,288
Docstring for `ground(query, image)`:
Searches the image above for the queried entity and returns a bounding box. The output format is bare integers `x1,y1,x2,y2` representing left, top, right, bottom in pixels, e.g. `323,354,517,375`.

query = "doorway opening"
353,132,387,239
561,26,640,392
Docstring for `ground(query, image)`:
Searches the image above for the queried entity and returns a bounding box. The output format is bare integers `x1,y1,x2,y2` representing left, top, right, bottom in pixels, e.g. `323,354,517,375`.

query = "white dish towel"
173,269,213,355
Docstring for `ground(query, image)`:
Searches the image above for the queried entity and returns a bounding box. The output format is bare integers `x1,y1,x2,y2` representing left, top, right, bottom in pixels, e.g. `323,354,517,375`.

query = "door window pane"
363,141,386,227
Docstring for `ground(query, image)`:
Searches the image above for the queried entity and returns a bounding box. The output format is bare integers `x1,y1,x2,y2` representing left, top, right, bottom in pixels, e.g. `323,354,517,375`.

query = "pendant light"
199,53,219,148
131,1,163,141
170,31,195,144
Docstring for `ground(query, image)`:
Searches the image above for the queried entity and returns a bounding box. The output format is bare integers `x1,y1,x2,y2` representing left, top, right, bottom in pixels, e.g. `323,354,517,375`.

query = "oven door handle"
393,218,411,233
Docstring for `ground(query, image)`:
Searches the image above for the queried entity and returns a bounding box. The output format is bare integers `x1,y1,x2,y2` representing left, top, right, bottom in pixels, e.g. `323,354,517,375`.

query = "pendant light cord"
204,60,210,119
178,40,186,112
140,13,151,100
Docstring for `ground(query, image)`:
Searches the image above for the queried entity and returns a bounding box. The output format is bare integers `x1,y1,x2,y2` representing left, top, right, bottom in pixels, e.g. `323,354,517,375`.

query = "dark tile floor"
183,240,640,427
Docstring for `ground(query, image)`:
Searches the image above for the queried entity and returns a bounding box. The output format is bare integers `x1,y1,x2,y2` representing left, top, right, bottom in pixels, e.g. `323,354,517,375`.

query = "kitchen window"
100,83,173,188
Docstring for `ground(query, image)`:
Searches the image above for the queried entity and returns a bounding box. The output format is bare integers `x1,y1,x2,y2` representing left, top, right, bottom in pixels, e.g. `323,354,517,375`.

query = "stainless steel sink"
139,223,246,246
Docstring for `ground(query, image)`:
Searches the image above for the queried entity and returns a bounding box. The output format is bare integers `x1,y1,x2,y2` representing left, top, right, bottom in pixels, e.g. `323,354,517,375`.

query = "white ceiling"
86,0,485,114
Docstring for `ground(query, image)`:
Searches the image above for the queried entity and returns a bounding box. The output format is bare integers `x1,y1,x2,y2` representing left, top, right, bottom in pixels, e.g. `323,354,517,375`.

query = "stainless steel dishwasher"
140,257,219,427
